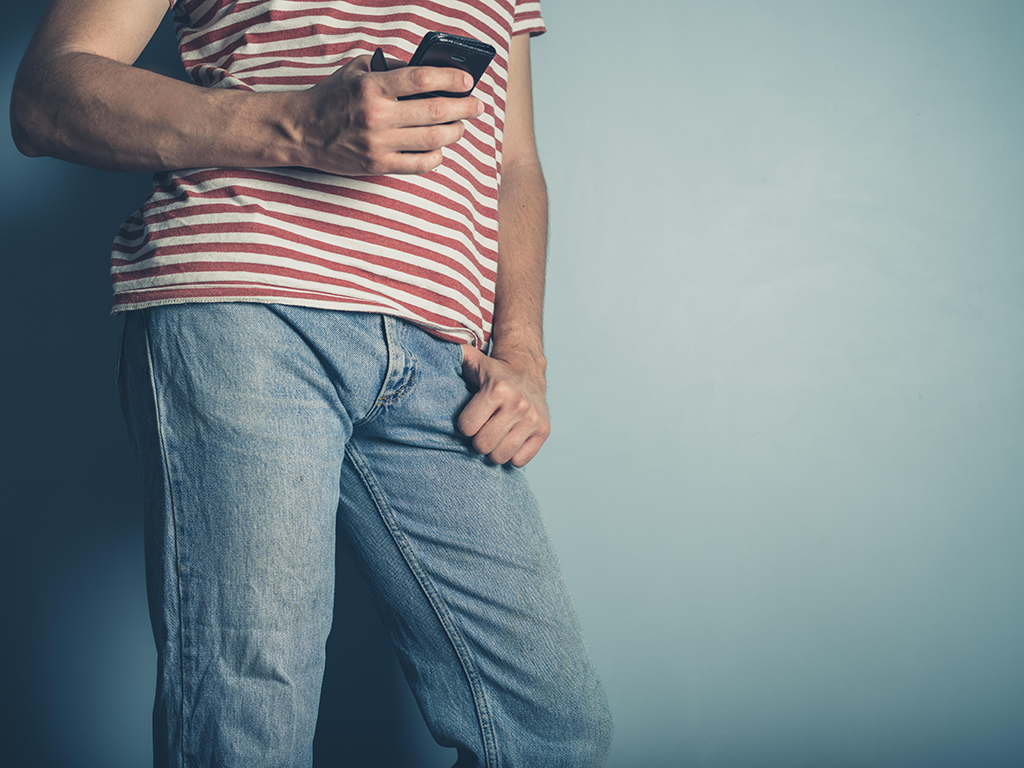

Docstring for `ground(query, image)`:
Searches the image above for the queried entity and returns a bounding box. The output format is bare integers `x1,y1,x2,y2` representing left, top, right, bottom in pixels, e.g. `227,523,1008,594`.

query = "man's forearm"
10,0,483,178
453,31,550,468
458,155,550,466
489,155,549,376
11,52,301,172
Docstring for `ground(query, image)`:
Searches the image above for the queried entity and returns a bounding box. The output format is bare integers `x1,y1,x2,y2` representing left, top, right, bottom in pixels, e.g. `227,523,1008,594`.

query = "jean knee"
522,675,613,767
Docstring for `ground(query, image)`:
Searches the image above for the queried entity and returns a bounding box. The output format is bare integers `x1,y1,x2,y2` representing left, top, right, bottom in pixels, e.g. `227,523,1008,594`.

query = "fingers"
457,347,550,467
301,57,483,176
397,120,466,152
403,94,484,127
383,65,475,100
510,434,547,468
359,66,482,158
371,148,445,175
354,119,467,174
376,90,482,132
462,398,549,466
368,65,483,124
352,53,473,98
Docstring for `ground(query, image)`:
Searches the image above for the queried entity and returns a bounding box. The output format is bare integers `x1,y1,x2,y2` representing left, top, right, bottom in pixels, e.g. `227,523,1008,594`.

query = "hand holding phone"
371,32,496,100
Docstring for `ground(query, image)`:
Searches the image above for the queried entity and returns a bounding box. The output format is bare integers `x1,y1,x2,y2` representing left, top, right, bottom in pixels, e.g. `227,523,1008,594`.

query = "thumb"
461,344,484,388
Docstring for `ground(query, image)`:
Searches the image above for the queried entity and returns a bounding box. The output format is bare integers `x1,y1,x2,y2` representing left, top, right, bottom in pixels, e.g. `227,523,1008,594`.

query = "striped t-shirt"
111,0,545,348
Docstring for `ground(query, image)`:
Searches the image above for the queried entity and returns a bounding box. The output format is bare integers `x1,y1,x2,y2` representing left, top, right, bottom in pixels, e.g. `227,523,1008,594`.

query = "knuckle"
360,105,386,130
362,152,388,175
415,151,442,174
426,99,448,123
410,67,433,91
353,75,376,102
423,126,444,149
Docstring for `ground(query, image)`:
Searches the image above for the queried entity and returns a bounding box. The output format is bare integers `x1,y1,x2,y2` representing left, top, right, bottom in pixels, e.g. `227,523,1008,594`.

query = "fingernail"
464,72,474,90
475,100,485,116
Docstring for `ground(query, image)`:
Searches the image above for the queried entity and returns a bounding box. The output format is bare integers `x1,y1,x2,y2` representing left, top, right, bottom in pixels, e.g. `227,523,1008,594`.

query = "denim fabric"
117,303,612,768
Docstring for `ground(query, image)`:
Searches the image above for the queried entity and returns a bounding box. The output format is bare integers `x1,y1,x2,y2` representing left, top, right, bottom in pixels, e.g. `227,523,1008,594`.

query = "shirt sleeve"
512,0,546,36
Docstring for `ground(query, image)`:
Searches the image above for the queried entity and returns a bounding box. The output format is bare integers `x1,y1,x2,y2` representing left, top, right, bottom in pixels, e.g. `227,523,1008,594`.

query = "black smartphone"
399,31,496,100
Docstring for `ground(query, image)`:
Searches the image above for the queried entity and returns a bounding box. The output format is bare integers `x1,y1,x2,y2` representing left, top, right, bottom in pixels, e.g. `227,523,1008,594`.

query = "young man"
12,1,612,765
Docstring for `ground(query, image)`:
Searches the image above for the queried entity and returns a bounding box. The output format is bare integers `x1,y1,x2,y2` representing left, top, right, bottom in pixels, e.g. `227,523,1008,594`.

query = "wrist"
489,337,547,381
262,90,311,168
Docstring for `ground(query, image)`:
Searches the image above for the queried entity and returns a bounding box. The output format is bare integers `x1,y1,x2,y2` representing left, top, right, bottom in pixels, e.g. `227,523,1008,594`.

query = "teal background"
2,2,1022,766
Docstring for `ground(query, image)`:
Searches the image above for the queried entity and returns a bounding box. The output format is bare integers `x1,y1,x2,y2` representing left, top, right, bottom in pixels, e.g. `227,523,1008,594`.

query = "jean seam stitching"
352,315,417,427
142,309,189,768
381,317,418,406
344,441,499,767
380,315,417,407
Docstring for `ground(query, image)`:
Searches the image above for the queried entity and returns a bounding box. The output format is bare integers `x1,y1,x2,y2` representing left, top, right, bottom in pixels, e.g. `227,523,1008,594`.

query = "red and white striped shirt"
111,0,545,348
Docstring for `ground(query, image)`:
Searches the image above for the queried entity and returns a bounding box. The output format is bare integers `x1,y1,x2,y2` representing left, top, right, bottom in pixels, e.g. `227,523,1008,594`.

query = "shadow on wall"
1,12,443,768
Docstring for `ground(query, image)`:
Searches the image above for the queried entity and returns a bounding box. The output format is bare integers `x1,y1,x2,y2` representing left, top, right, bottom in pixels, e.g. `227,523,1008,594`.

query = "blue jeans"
117,303,612,768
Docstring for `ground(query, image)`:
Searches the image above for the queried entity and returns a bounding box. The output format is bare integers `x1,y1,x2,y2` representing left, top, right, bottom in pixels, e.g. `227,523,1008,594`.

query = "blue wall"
530,3,1024,766
3,2,1022,766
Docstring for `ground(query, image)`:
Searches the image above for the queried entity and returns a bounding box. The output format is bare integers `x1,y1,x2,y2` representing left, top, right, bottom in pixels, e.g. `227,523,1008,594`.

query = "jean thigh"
118,304,352,768
336,321,612,767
